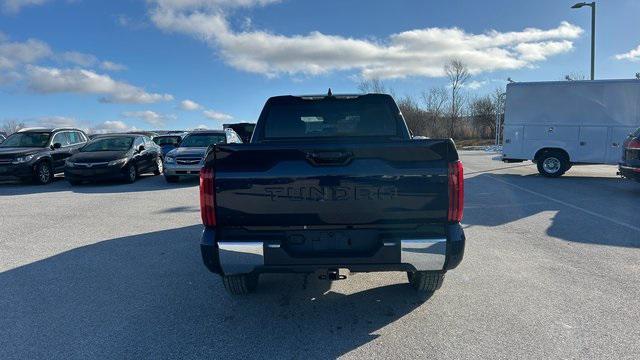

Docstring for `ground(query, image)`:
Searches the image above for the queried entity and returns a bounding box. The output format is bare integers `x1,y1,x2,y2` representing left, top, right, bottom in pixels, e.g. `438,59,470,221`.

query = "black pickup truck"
199,93,465,295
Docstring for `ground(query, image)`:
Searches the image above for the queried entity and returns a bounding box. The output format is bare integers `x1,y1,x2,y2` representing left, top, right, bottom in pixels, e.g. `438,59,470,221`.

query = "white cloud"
0,36,147,103
464,80,487,90
32,115,78,127
90,120,137,134
461,78,507,90
59,52,127,71
25,66,174,104
151,0,280,11
513,40,574,62
148,1,583,79
2,0,48,14
0,38,51,69
615,45,640,62
0,70,21,84
59,51,98,67
179,99,202,110
100,61,127,71
203,109,233,121
0,36,126,73
123,110,176,126
10,116,143,134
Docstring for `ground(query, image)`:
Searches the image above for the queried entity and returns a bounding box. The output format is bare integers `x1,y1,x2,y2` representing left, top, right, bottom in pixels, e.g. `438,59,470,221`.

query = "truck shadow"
0,225,427,359
464,173,640,248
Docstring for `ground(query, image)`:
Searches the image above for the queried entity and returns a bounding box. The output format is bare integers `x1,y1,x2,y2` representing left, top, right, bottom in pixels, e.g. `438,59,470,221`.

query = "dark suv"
0,127,88,184
619,128,640,182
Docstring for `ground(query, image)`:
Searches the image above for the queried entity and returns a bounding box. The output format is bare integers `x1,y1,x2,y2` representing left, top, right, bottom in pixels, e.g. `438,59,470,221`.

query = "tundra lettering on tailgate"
264,185,398,202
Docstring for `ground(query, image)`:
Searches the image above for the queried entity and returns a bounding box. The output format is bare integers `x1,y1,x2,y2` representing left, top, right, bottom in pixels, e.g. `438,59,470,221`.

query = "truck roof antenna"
327,88,333,97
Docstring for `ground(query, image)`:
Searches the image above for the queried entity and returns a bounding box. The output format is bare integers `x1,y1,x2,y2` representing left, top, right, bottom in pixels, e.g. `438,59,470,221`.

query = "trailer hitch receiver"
319,268,347,281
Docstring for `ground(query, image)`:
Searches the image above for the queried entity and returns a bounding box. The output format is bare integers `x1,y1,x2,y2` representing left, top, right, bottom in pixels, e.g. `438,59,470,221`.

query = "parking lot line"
484,173,640,233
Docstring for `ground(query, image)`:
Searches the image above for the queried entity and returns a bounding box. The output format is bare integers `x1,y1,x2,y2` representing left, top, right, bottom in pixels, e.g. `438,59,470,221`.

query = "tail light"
200,167,216,226
628,139,640,150
448,160,464,222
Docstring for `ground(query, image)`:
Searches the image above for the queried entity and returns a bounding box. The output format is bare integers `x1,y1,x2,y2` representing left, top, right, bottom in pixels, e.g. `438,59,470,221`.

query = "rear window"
154,136,181,146
180,133,227,147
263,96,399,139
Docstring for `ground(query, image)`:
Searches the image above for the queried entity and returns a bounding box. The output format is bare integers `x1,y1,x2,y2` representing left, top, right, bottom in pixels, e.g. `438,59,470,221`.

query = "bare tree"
469,96,497,138
563,72,588,81
491,87,506,142
422,87,449,138
358,78,387,94
396,95,429,136
1,120,25,135
444,59,471,138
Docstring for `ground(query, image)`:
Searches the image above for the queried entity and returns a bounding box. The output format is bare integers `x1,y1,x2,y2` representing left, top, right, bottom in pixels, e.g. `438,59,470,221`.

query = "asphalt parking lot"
1,151,639,359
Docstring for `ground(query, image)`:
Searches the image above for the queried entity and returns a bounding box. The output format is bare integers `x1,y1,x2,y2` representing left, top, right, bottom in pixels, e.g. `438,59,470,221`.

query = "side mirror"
51,143,62,149
138,145,145,152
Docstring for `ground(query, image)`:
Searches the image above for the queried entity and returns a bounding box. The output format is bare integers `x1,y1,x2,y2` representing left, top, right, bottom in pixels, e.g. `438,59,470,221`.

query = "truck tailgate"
211,140,455,227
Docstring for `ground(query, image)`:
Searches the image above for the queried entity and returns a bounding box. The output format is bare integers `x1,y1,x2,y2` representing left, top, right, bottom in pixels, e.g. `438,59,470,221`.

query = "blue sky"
0,0,639,132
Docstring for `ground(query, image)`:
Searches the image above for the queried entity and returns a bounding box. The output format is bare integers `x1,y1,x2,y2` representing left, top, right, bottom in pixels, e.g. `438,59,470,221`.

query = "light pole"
571,2,596,80
495,92,506,146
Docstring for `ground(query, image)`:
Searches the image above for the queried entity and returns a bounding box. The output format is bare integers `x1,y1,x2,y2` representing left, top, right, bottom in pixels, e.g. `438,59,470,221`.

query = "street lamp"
495,92,506,146
571,2,596,80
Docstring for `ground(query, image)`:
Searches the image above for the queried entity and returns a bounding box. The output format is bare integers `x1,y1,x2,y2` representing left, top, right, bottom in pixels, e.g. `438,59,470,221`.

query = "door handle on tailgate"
306,151,354,166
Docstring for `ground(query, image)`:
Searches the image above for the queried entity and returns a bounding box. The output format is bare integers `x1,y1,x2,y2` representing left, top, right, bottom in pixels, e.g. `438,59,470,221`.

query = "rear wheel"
153,157,163,175
33,161,53,185
222,274,259,295
407,271,444,293
164,175,179,183
536,151,569,177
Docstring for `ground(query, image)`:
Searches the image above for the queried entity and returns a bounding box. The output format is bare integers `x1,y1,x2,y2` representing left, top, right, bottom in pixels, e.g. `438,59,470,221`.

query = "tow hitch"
319,268,347,281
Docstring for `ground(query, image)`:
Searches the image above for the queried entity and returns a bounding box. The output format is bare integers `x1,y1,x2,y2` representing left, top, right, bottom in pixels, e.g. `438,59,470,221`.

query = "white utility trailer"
501,79,640,177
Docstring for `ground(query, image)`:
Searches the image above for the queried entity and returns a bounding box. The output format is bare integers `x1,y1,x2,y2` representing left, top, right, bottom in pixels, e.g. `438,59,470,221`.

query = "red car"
619,128,640,182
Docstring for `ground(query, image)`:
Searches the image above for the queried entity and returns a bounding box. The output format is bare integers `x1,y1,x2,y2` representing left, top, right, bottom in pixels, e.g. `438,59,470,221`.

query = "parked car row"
163,129,242,183
64,134,163,185
0,127,244,185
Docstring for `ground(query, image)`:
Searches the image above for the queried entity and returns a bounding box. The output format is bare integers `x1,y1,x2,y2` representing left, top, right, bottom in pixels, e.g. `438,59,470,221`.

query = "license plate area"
283,229,381,257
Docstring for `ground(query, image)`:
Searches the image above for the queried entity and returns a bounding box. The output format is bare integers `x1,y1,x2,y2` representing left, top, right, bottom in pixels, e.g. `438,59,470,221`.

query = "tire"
125,164,137,183
536,151,569,178
222,274,258,295
33,161,53,185
164,175,179,183
407,271,445,293
153,157,163,175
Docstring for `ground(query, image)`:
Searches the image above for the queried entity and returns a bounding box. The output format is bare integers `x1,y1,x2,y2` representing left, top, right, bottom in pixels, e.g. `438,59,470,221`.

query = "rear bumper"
619,164,640,181
200,223,465,275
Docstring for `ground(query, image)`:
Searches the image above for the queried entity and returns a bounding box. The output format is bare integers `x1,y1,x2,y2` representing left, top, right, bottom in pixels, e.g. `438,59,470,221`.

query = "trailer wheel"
407,271,444,293
222,274,258,295
536,151,569,177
